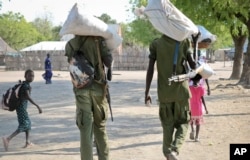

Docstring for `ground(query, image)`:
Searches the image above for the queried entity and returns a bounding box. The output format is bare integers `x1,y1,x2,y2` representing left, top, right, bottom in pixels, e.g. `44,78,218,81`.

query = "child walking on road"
189,74,208,142
2,69,42,151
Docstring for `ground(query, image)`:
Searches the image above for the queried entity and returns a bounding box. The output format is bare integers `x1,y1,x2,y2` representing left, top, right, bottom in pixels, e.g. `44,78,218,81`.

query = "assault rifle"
168,63,214,85
106,68,113,121
168,71,197,85
95,37,113,121
106,84,113,121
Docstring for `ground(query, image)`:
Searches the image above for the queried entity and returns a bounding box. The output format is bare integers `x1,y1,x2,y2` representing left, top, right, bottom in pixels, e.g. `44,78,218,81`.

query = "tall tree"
0,12,41,50
203,0,250,85
51,25,62,41
129,0,232,48
130,0,248,82
229,26,247,79
234,7,250,85
126,18,161,46
32,17,53,41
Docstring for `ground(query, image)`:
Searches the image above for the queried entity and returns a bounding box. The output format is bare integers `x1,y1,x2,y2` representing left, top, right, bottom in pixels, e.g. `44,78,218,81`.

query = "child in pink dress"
189,74,208,142
189,55,211,96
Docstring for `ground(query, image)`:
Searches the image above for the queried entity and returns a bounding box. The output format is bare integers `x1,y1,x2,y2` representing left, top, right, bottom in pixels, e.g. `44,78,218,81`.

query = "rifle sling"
95,38,113,121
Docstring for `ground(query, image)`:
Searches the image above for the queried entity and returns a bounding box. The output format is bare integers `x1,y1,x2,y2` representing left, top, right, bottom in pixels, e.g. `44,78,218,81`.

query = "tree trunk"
230,34,246,80
230,28,247,79
239,20,250,87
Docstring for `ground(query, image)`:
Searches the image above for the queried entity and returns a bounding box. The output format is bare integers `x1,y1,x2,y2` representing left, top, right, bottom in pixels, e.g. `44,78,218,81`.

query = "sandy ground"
0,61,249,160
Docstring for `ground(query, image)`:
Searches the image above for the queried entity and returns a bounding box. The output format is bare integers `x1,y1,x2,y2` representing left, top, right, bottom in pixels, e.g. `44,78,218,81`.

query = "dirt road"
0,61,249,160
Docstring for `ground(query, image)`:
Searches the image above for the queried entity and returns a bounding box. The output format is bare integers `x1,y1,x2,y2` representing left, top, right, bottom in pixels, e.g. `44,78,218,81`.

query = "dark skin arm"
102,55,113,69
25,90,42,114
145,58,156,104
201,96,208,114
102,55,113,81
205,79,211,95
187,53,197,70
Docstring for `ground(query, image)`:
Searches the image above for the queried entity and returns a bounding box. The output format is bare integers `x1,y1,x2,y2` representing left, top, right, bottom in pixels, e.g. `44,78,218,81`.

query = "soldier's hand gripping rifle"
168,70,197,85
168,62,214,85
168,32,201,85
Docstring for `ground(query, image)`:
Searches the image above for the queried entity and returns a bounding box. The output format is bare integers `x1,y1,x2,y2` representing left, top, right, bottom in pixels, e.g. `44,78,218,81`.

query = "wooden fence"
4,46,150,71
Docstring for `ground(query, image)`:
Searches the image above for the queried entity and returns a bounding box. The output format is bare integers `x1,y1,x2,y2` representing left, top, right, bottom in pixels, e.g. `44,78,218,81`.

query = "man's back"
65,36,112,84
65,35,112,160
149,35,194,102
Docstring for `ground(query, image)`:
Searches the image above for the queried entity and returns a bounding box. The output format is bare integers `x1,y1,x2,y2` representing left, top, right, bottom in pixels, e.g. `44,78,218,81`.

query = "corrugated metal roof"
21,41,67,51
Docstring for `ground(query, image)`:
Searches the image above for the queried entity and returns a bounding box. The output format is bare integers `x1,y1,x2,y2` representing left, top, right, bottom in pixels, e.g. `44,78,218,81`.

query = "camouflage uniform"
146,35,196,158
65,36,112,160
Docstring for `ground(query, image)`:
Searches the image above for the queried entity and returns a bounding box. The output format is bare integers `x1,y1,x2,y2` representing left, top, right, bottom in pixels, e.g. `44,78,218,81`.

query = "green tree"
51,25,62,41
128,0,232,48
122,0,160,46
178,0,250,83
126,18,161,46
130,0,249,82
98,13,117,24
31,17,53,41
0,12,41,50
229,1,250,85
172,0,247,80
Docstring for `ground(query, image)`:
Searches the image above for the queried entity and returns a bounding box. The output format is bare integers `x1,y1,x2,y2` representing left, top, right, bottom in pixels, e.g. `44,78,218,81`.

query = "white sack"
142,0,199,41
197,25,217,43
105,25,122,52
195,63,215,79
59,3,122,51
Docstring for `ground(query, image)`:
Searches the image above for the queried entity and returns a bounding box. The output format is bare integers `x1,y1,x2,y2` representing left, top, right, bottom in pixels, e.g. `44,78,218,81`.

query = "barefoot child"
189,74,208,142
2,69,42,151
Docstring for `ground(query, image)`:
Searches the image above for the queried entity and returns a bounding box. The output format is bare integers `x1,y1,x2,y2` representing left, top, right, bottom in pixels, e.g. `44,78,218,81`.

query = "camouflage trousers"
74,84,109,160
159,100,190,157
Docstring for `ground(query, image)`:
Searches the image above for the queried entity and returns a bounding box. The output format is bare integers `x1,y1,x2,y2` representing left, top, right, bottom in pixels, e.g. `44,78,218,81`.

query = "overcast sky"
0,0,132,25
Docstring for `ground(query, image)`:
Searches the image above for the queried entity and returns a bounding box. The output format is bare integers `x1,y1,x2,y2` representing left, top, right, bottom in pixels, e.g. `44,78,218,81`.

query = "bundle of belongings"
134,0,199,41
59,3,122,52
191,25,217,49
134,0,214,83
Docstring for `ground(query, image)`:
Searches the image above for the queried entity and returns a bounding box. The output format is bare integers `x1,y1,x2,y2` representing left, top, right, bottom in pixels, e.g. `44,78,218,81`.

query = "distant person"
44,53,53,84
189,74,208,142
2,69,42,151
65,35,113,160
145,34,196,160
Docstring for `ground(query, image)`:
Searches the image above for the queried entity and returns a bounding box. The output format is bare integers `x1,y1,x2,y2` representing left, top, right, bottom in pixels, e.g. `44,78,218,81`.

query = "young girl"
189,56,211,96
2,69,42,151
189,74,208,142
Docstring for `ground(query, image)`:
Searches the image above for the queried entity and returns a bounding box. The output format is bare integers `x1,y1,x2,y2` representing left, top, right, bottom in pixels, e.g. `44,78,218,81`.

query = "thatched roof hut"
0,37,17,65
0,37,16,55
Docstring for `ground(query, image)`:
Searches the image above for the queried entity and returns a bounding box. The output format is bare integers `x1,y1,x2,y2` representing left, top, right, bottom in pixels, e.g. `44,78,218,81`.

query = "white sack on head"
59,3,122,51
59,3,111,38
141,0,198,41
197,25,217,43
